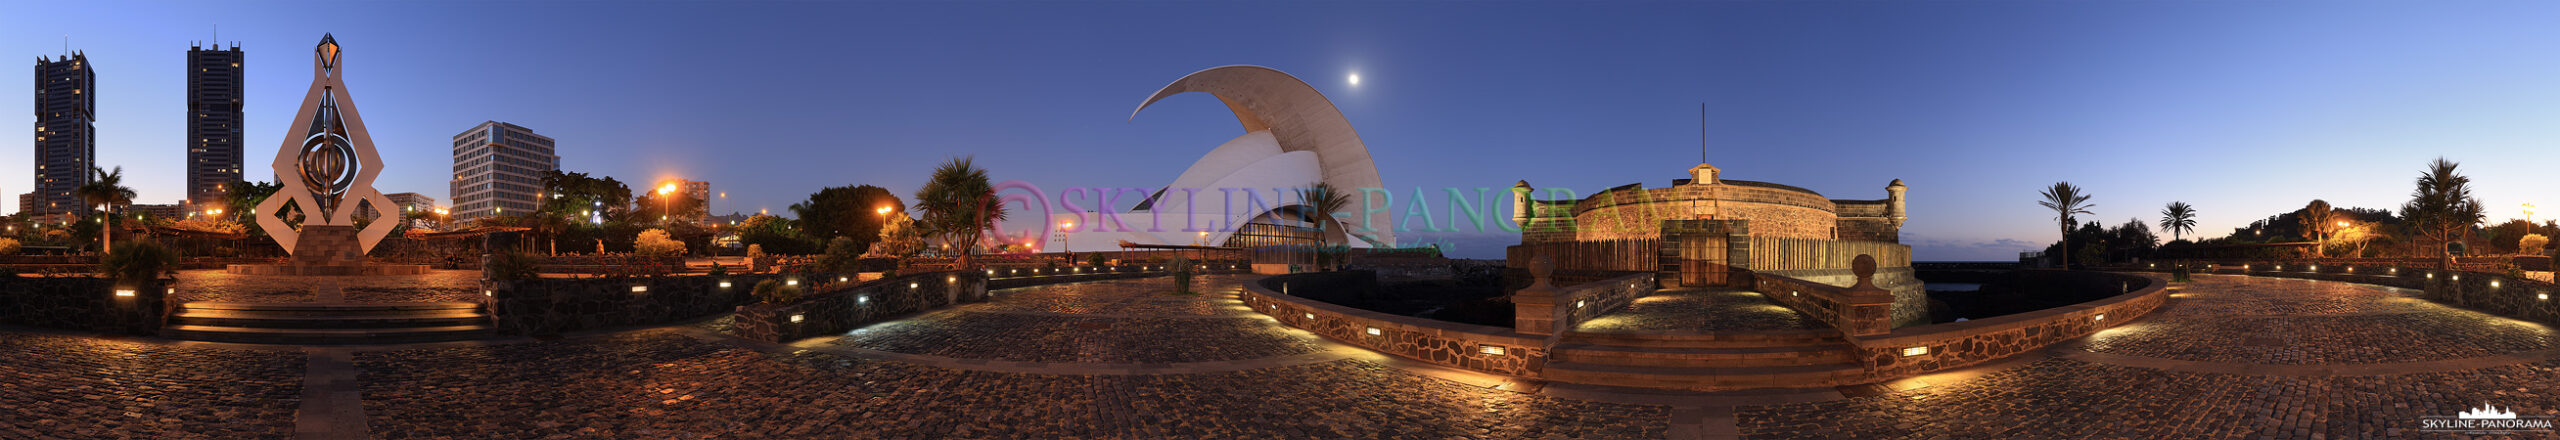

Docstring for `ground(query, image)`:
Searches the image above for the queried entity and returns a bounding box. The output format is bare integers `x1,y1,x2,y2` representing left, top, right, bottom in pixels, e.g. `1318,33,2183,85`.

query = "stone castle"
1509,163,1926,326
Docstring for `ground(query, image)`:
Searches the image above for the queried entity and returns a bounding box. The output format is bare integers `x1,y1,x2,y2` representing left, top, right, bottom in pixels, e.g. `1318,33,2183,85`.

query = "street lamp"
2526,203,2537,238
1058,221,1074,253
658,183,678,225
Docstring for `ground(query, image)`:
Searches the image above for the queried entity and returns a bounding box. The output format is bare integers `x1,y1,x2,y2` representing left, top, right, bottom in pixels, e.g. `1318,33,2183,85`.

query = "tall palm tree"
914,156,1002,268
2038,182,2095,268
74,166,137,252
2158,202,2197,243
1296,182,1353,270
2400,157,2484,265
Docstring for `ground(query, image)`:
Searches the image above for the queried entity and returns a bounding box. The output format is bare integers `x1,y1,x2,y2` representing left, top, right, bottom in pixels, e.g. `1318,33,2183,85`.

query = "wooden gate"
1678,234,1731,287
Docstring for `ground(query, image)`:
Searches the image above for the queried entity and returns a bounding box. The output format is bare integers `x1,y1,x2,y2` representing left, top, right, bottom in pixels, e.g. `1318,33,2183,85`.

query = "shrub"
636,228,687,257
821,236,864,273
752,279,803,305
0,237,19,256
2523,234,2549,254
1087,253,1106,267
99,241,177,285
485,251,542,281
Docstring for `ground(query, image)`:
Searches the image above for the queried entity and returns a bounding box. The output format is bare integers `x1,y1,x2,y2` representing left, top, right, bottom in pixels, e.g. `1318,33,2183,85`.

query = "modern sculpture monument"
229,34,423,276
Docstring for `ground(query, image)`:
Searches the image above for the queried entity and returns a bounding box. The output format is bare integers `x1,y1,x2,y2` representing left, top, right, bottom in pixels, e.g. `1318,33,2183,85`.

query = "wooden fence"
1748,237,1910,271
1505,239,1660,272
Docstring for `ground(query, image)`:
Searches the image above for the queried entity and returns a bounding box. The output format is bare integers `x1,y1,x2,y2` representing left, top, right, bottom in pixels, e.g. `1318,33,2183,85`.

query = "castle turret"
1886,179,1908,228
1512,180,1535,228
1688,163,1721,185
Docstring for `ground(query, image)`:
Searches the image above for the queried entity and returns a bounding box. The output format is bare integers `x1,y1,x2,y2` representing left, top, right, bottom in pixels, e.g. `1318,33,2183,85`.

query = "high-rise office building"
449,121,558,223
33,52,95,218
186,42,244,207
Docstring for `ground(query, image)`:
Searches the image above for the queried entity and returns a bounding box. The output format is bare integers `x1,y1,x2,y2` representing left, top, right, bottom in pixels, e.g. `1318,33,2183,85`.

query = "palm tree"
2399,158,2484,266
2158,202,2197,243
1297,182,1352,270
2037,182,2095,268
914,156,1002,268
74,166,137,252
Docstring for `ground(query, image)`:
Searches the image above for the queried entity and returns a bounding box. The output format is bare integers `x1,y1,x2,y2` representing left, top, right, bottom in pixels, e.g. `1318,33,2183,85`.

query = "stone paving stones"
832,310,1321,364
2082,277,2558,364
357,329,1666,439
1742,357,2560,440
1575,288,1826,333
0,333,302,440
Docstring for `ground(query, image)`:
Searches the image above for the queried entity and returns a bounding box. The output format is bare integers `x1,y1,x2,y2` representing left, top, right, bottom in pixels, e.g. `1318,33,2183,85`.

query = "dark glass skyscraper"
187,43,244,207
32,52,94,218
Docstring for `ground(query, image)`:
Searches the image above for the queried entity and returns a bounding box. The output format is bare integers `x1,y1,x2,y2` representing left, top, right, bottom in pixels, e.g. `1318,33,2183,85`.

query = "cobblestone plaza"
2,274,2557,438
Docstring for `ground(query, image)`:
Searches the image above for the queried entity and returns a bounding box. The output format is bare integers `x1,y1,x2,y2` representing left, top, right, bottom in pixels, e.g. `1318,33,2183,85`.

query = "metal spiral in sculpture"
256,34,397,255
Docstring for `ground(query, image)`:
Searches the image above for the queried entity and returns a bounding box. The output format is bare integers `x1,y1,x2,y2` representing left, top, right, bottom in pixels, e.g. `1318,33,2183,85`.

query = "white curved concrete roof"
1127,65,1394,247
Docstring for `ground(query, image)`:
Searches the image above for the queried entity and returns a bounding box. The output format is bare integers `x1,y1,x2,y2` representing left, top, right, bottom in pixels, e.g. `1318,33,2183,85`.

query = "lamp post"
657,183,678,225
1058,221,1074,253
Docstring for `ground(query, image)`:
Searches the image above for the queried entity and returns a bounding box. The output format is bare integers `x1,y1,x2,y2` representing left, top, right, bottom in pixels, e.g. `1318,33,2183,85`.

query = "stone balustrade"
1248,272,1550,378
1508,254,1654,336
1753,255,1897,337
1841,271,2163,379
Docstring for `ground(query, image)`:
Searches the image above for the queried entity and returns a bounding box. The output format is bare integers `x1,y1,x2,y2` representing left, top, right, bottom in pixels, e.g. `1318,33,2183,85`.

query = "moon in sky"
1347,73,1361,86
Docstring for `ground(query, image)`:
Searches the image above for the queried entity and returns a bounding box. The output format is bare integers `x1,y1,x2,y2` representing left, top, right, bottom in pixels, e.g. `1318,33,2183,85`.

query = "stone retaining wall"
1250,272,1549,378
1842,271,2164,380
0,275,172,335
485,274,786,335
731,271,989,343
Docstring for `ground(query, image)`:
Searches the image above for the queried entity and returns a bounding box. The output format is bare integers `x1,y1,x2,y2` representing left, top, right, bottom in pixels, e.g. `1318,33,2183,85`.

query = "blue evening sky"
3,1,2554,260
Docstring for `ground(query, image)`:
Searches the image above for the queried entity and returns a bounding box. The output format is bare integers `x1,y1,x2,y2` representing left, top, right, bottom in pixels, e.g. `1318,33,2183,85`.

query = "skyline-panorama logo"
2422,403,2554,434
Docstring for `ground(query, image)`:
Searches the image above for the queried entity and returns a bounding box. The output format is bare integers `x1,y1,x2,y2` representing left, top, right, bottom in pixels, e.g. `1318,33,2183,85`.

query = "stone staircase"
1544,329,1869,391
163,302,494,345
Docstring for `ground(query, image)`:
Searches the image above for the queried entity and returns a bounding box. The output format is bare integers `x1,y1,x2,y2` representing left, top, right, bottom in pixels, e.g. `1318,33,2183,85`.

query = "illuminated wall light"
114,289,136,297
948,276,956,283
719,281,732,289
789,314,804,323
2094,314,2106,321
2427,273,2434,279
1901,346,1929,357
165,288,175,295
1574,300,1586,309
2310,265,2318,271
1303,313,1315,320
483,290,493,297
787,279,800,286
2492,280,2502,289
1478,345,1507,356
1365,327,1381,336
839,276,849,283
858,295,870,304
1790,290,1799,297
2539,293,2550,301
630,286,649,293
2454,274,2462,281
910,282,919,289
